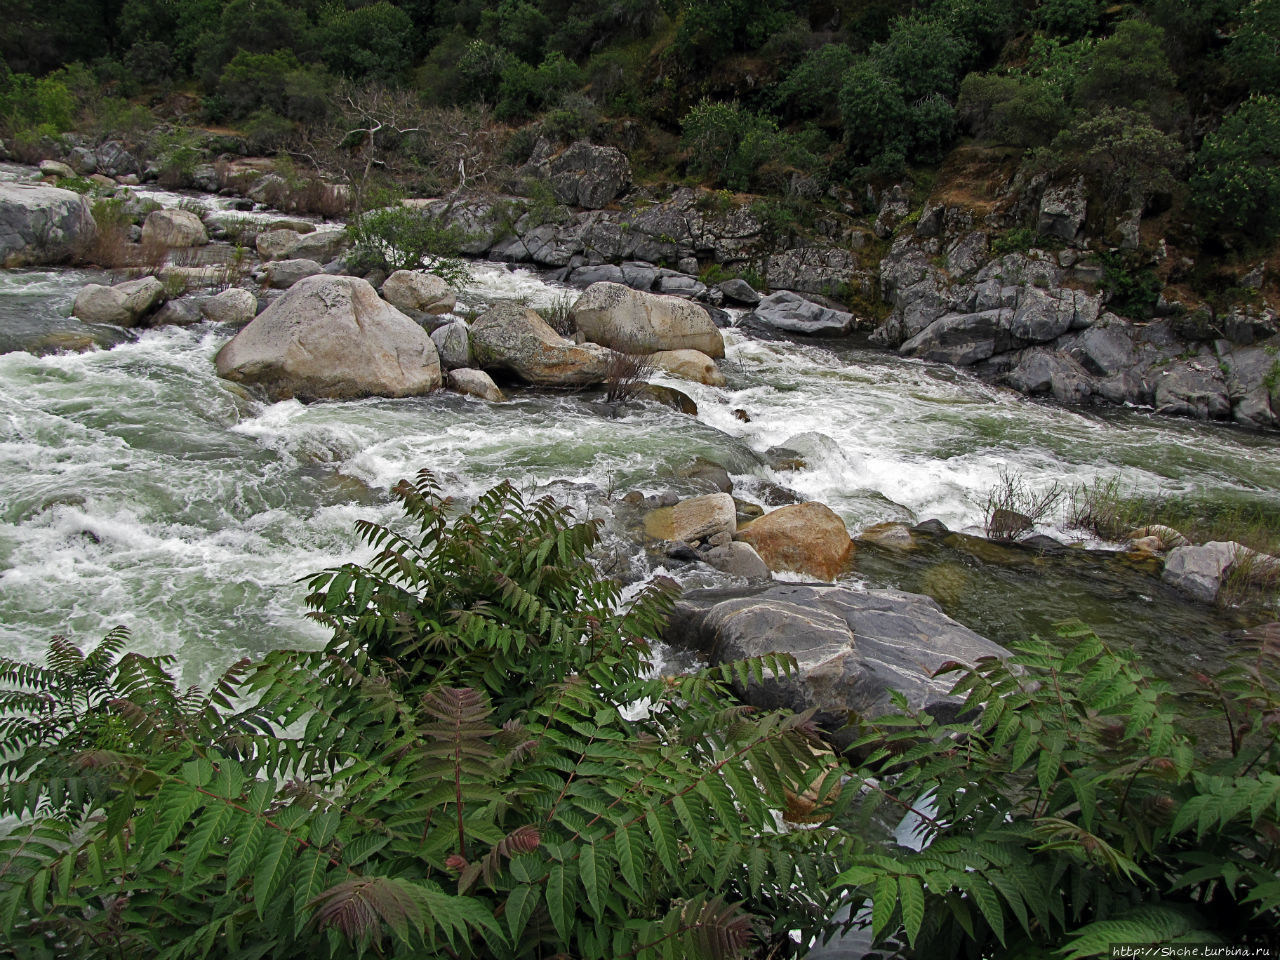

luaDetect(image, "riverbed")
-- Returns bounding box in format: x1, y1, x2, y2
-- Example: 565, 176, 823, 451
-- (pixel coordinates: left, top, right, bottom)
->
2, 177, 1278, 687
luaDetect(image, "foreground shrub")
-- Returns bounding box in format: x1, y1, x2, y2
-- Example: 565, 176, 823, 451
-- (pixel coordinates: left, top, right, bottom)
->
835, 624, 1280, 954
0, 472, 847, 959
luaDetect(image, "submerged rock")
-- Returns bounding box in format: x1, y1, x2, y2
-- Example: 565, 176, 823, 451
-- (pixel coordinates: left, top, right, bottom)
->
214, 275, 442, 401
665, 582, 1010, 745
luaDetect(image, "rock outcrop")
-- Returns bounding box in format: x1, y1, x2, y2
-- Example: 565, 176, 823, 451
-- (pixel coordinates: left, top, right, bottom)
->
665, 582, 1010, 744
0, 183, 97, 266
871, 205, 1280, 428
401, 188, 870, 298
214, 275, 442, 401
570, 282, 724, 358
525, 140, 632, 210
471, 303, 612, 387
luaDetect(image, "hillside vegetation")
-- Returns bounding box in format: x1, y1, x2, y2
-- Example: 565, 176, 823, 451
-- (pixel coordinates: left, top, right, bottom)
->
2, 1, 1278, 258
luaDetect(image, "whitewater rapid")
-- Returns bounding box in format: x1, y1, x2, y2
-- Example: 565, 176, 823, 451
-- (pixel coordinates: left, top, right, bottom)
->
3, 247, 1279, 685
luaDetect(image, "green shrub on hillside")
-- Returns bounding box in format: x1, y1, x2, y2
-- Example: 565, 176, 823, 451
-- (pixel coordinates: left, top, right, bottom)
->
1192, 95, 1280, 242
775, 44, 856, 122
1034, 0, 1105, 38
681, 99, 822, 192
1225, 0, 1280, 95
496, 52, 583, 121
313, 1, 416, 84
664, 0, 798, 57
0, 72, 75, 138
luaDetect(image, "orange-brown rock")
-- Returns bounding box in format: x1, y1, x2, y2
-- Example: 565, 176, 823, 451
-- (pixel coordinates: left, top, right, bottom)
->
737, 502, 853, 580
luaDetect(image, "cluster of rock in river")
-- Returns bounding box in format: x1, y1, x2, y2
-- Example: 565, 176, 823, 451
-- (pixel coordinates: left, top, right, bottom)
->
3, 151, 1278, 744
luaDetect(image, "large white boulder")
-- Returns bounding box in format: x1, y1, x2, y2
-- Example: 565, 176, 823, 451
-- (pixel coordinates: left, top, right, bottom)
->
214, 275, 441, 401
570, 282, 724, 358
0, 183, 97, 266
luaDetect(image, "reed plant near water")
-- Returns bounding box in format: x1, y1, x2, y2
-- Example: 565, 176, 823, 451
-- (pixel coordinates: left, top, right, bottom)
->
602, 346, 656, 403
537, 292, 577, 338
980, 467, 1064, 540
1067, 477, 1280, 558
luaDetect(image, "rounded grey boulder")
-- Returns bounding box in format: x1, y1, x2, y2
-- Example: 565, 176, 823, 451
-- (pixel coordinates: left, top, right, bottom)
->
570, 282, 724, 358
665, 582, 1010, 745
381, 270, 457, 318
73, 276, 165, 327
471, 303, 612, 387
215, 275, 441, 401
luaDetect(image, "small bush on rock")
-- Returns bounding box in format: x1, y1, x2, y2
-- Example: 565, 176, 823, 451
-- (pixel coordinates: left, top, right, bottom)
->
347, 205, 473, 285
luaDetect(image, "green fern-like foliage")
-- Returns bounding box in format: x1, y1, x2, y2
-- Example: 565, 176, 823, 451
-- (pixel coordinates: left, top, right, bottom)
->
0, 470, 855, 959
831, 623, 1280, 957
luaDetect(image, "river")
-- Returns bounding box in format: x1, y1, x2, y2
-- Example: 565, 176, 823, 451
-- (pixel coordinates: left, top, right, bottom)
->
2, 176, 1278, 689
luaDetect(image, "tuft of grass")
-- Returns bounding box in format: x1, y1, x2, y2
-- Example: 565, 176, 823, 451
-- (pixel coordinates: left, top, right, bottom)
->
80, 197, 135, 268
981, 467, 1064, 541
1067, 478, 1280, 558
537, 293, 577, 338
1219, 548, 1280, 607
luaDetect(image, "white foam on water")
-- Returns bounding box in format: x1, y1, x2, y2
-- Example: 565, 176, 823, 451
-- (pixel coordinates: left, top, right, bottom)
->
4, 264, 1280, 688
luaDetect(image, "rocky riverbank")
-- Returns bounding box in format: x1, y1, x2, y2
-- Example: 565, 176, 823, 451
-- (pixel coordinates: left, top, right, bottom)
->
2, 151, 1278, 732
5, 135, 1279, 431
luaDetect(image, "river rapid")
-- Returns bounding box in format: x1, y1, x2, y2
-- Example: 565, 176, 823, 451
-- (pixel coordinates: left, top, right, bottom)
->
2, 177, 1279, 688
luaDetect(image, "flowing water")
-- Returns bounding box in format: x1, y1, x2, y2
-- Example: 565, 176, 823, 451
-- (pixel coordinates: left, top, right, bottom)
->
1, 177, 1278, 688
